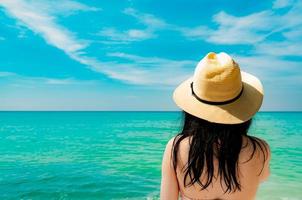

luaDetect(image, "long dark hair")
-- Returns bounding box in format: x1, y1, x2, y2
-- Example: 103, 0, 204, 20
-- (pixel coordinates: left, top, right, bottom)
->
172, 111, 268, 193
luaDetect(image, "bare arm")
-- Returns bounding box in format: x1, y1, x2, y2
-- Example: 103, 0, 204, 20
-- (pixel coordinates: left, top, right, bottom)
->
160, 137, 179, 200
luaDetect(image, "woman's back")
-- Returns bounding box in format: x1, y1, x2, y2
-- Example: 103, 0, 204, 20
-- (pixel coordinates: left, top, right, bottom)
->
160, 52, 269, 200
175, 136, 270, 200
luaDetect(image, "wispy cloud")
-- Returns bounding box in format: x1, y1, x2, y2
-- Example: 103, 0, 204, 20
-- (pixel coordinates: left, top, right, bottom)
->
178, 26, 212, 40
30, 0, 101, 16
208, 11, 277, 45
105, 52, 194, 85
1, 0, 301, 88
43, 78, 95, 85
0, 71, 98, 86
68, 52, 194, 86
104, 5, 280, 46
233, 54, 301, 76
98, 27, 155, 43
192, 0, 302, 60
253, 0, 302, 56
98, 7, 167, 43
99, 7, 278, 45
254, 41, 302, 56
179, 10, 277, 45
0, 0, 195, 86
178, 0, 302, 49
0, 71, 17, 77
98, 0, 302, 50
273, 0, 294, 9
123, 8, 167, 28
0, 0, 88, 53
180, 10, 280, 45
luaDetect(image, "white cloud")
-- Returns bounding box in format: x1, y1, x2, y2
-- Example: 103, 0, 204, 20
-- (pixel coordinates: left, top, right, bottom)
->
252, 1, 302, 56
254, 41, 302, 56
43, 78, 93, 85
0, 0, 88, 53
178, 25, 212, 40
79, 52, 197, 87
0, 71, 98, 86
0, 1, 195, 86
107, 52, 194, 68
12, 0, 101, 17
97, 2, 300, 47
283, 26, 302, 40
179, 10, 279, 45
98, 8, 167, 43
208, 11, 278, 44
233, 54, 301, 74
179, 0, 301, 48
100, 6, 287, 46
33, 0, 101, 16
0, 71, 17, 77
1, 0, 301, 88
123, 8, 167, 28
177, 0, 302, 60
72, 52, 195, 86
273, 0, 294, 9
98, 27, 154, 43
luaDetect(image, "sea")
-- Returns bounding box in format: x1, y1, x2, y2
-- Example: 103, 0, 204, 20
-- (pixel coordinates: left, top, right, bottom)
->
0, 111, 301, 200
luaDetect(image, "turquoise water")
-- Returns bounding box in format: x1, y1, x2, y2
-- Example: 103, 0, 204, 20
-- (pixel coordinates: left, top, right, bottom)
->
0, 112, 301, 200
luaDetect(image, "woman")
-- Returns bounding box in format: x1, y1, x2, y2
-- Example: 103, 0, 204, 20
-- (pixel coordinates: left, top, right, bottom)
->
160, 52, 270, 200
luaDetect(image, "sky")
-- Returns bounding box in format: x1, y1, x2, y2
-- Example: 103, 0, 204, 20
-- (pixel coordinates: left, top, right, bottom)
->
0, 0, 301, 111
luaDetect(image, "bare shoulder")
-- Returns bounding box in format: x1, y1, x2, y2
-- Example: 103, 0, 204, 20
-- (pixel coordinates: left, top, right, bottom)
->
162, 136, 184, 171
165, 136, 177, 150
163, 136, 178, 160
242, 136, 270, 155
239, 136, 271, 182
240, 136, 271, 167
165, 135, 190, 149
254, 137, 271, 158
259, 138, 271, 162
252, 137, 271, 181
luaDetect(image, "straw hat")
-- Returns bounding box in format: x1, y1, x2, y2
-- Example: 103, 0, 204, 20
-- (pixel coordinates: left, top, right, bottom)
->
173, 52, 264, 124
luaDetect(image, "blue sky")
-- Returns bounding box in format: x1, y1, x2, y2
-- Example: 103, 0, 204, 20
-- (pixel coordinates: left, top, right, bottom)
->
0, 0, 301, 111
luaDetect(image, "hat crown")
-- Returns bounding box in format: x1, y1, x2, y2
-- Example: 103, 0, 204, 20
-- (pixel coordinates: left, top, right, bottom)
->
193, 52, 243, 102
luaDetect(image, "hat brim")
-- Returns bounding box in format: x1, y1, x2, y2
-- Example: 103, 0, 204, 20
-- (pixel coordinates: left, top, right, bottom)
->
172, 71, 264, 124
